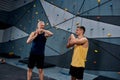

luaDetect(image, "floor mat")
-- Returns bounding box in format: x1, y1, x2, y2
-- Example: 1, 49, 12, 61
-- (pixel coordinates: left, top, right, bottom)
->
0, 53, 20, 58
0, 63, 56, 80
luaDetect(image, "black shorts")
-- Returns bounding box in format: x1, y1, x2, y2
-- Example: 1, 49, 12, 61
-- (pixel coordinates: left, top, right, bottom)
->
69, 65, 85, 79
28, 54, 44, 69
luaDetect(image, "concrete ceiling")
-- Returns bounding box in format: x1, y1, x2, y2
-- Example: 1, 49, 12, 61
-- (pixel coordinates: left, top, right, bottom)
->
0, 0, 33, 11
0, 0, 33, 29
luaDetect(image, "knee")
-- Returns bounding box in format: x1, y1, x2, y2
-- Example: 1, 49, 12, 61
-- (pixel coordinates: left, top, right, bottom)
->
39, 69, 43, 74
28, 69, 32, 72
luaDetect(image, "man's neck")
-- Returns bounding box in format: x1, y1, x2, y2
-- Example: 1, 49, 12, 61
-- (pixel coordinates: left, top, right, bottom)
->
78, 34, 84, 39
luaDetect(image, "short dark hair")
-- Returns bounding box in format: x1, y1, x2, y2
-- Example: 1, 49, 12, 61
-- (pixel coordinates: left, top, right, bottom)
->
77, 26, 86, 34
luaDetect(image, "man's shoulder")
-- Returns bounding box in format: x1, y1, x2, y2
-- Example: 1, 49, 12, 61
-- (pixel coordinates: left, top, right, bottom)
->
81, 37, 87, 40
81, 37, 88, 43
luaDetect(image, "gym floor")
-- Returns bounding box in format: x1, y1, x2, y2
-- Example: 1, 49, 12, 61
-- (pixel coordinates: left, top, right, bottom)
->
0, 58, 119, 80
0, 58, 97, 80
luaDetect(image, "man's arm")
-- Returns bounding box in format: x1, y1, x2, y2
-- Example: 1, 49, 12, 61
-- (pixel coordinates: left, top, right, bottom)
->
26, 31, 38, 44
66, 34, 75, 48
67, 34, 88, 48
70, 37, 88, 45
66, 37, 71, 48
43, 30, 53, 37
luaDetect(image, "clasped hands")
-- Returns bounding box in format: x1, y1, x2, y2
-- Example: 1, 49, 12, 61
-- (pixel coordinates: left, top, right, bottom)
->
35, 29, 45, 34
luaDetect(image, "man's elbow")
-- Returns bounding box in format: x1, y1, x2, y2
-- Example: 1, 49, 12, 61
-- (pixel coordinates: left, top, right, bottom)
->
66, 43, 73, 48
66, 45, 69, 48
26, 40, 30, 44
50, 33, 53, 36
49, 33, 53, 37
26, 41, 29, 44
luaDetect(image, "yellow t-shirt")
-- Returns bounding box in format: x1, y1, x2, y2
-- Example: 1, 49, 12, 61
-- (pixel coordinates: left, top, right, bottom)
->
71, 45, 88, 67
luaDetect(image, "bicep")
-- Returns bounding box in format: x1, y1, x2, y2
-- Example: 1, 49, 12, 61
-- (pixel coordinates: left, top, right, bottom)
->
28, 32, 34, 39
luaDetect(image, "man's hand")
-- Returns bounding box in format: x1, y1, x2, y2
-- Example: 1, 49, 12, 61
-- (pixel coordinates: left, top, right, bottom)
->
36, 29, 44, 34
70, 34, 75, 39
66, 34, 76, 48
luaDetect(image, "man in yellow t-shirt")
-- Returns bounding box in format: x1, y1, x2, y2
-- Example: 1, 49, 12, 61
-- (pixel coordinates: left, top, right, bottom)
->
67, 26, 89, 80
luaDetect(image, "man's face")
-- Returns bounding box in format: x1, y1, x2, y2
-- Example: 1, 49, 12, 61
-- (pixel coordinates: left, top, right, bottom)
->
75, 28, 82, 36
38, 23, 45, 29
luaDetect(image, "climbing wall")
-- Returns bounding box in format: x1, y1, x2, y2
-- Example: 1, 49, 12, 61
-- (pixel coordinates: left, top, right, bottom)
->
41, 0, 120, 38
0, 0, 52, 57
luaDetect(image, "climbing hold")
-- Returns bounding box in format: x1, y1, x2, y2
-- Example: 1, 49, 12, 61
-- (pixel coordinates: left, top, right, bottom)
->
107, 33, 112, 37
94, 49, 98, 53
64, 8, 68, 11
35, 11, 38, 15
76, 22, 80, 25
93, 61, 97, 64
33, 4, 36, 7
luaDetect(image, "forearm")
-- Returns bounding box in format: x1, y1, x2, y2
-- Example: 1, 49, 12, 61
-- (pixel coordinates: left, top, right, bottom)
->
66, 39, 74, 48
26, 32, 37, 44
26, 37, 35, 44
43, 30, 53, 37
69, 34, 76, 45
66, 34, 75, 48
67, 43, 74, 48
